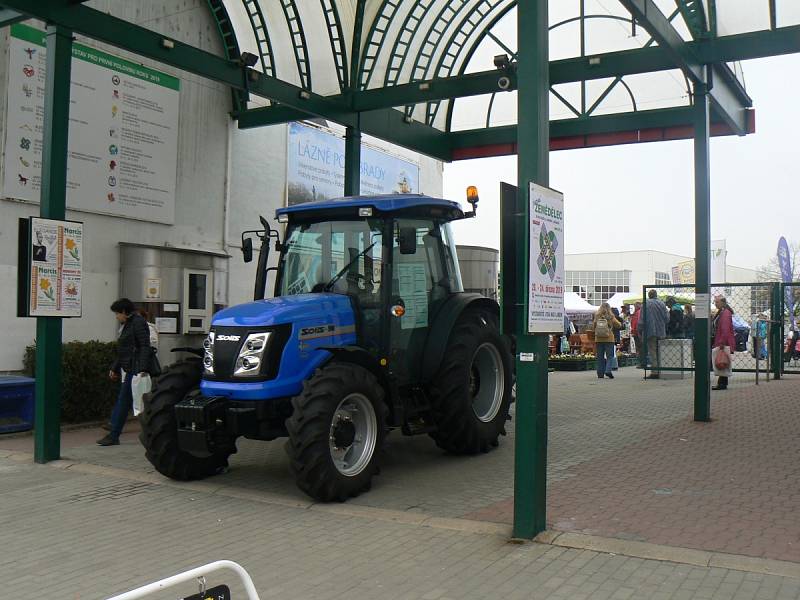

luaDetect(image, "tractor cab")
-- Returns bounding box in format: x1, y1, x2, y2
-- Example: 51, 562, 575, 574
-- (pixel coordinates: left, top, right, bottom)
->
272, 195, 466, 384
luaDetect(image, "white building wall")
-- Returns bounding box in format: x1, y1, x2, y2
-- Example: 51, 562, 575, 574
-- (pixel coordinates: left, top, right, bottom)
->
566, 250, 760, 305
0, 2, 443, 371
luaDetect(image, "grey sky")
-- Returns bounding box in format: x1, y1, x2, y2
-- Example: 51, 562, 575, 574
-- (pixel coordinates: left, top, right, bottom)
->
445, 54, 800, 271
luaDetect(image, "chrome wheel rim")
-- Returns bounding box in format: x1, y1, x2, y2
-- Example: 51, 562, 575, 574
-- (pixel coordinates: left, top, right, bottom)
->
329, 393, 377, 477
470, 343, 504, 423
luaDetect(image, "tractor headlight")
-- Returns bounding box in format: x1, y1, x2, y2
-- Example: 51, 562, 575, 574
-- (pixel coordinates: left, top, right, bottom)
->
234, 332, 270, 377
203, 331, 215, 374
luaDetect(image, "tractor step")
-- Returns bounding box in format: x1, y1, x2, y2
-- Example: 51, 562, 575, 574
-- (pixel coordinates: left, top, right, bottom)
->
401, 416, 436, 436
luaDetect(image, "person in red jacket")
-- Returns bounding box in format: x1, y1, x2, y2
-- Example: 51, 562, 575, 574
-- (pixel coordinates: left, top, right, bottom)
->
630, 302, 643, 367
712, 295, 736, 390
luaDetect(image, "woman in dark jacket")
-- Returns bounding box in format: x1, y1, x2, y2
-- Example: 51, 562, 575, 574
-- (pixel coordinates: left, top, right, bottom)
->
97, 298, 153, 446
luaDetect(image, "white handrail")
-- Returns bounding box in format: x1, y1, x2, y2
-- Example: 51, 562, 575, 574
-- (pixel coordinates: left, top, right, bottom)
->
105, 560, 261, 600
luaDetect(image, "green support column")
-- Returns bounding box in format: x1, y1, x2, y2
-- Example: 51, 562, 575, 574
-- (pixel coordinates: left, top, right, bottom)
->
513, 0, 549, 539
692, 80, 711, 422
34, 25, 73, 463
344, 124, 361, 196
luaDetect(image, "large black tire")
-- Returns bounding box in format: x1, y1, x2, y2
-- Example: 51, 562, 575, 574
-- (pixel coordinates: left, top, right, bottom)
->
428, 310, 513, 454
138, 359, 232, 480
285, 362, 387, 502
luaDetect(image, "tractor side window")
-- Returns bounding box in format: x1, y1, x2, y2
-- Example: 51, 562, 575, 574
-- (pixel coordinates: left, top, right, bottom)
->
392, 219, 454, 330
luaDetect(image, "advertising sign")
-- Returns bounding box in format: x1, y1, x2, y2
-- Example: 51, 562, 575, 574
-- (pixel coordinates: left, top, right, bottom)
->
4, 24, 180, 224
527, 183, 565, 333
778, 236, 795, 327
18, 217, 83, 317
287, 122, 419, 205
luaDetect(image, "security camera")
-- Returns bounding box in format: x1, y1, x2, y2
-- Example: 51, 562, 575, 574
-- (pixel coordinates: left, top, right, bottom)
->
497, 75, 512, 91
238, 51, 259, 68
494, 53, 510, 70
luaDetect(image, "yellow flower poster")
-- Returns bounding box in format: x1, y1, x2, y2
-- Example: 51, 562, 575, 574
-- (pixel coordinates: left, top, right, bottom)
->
26, 217, 82, 317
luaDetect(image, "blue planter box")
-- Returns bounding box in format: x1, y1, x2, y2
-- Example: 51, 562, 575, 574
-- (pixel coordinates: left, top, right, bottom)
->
0, 376, 35, 434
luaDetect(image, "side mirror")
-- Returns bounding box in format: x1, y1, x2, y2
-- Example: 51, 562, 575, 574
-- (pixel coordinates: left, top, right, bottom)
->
242, 237, 253, 263
399, 227, 417, 255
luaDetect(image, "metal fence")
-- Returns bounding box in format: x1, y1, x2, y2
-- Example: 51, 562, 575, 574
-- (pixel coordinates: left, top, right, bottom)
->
639, 283, 775, 378
782, 282, 800, 375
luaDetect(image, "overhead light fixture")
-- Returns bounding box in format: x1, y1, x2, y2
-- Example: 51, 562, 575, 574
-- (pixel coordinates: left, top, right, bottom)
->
298, 90, 311, 100
493, 53, 510, 70
418, 82, 430, 91
238, 51, 259, 68
161, 38, 175, 49
589, 56, 601, 66
403, 115, 413, 124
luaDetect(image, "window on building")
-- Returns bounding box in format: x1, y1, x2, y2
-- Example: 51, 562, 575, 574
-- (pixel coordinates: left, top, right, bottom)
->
566, 270, 632, 306
655, 271, 671, 285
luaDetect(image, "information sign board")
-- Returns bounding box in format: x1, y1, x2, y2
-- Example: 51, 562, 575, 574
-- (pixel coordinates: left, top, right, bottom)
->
4, 24, 180, 224
527, 183, 565, 333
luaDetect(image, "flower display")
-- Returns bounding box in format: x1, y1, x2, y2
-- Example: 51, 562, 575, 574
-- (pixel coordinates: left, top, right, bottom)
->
40, 277, 54, 301
65, 238, 79, 261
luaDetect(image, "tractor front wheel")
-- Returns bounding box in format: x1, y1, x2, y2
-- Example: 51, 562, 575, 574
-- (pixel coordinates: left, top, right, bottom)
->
428, 311, 513, 454
285, 362, 387, 501
139, 359, 233, 480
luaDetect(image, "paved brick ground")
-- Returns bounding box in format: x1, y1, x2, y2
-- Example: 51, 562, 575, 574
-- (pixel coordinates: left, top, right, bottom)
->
2, 452, 800, 600
467, 373, 800, 563
2, 366, 798, 570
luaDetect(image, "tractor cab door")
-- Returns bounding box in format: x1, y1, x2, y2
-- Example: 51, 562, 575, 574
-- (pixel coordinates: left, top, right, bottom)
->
388, 218, 462, 384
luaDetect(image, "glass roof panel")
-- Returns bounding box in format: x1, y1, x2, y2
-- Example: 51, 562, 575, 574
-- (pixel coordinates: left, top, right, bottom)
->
714, 0, 771, 35
777, 1, 800, 27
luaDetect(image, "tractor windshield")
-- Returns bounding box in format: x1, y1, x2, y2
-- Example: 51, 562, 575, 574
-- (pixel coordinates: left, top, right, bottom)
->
278, 219, 384, 300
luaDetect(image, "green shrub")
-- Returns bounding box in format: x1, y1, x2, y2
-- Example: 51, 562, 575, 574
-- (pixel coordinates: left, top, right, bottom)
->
23, 340, 120, 423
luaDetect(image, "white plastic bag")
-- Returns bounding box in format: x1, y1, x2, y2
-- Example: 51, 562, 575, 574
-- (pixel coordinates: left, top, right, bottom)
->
131, 373, 152, 416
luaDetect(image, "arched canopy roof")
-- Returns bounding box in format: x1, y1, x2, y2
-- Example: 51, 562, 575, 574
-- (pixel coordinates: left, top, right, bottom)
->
8, 1, 800, 160
216, 0, 798, 136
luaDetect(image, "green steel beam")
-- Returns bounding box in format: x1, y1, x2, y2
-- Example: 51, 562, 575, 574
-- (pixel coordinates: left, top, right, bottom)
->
701, 24, 800, 62
675, 0, 709, 38
513, 0, 549, 541
0, 0, 350, 120
35, 25, 73, 464
619, 0, 704, 84
619, 0, 750, 134
0, 7, 25, 26
344, 124, 361, 196
238, 104, 451, 161
692, 82, 712, 422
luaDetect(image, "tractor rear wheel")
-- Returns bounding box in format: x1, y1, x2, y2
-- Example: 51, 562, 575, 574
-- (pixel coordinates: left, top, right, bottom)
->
138, 359, 232, 480
285, 362, 387, 501
428, 310, 513, 454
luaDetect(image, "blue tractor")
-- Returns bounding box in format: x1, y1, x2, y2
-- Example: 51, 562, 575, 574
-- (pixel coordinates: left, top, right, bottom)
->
139, 193, 513, 501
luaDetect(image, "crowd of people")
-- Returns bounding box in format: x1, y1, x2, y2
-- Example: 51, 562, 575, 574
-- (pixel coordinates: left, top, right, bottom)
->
580, 292, 735, 389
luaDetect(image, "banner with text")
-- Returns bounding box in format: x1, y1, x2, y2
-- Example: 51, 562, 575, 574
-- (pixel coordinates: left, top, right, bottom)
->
3, 24, 180, 224
287, 122, 420, 205
528, 183, 565, 334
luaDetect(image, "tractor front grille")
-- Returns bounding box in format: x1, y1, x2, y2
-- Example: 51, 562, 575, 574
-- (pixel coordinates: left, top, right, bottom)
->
205, 325, 290, 382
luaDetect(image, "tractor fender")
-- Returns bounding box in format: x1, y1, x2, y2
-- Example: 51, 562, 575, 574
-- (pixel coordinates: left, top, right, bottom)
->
319, 345, 388, 386
421, 293, 500, 382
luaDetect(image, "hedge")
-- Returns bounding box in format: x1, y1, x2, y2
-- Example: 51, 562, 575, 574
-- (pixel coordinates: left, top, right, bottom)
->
23, 340, 120, 423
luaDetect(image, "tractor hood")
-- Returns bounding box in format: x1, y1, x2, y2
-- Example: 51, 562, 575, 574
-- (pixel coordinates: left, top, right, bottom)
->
211, 293, 354, 328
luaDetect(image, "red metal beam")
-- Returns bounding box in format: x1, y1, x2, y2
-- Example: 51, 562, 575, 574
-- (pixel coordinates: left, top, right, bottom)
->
452, 110, 756, 160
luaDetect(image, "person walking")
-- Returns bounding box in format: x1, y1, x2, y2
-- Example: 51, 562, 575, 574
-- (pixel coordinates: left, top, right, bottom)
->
97, 298, 154, 446
588, 302, 621, 379
610, 306, 623, 370
712, 295, 735, 390
639, 289, 669, 379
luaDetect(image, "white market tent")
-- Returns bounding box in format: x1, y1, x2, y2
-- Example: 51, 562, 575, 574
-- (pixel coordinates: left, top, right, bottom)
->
564, 292, 596, 314
607, 292, 630, 309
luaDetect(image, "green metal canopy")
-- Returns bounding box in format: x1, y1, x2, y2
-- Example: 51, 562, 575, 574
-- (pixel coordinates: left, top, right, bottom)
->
6, 1, 800, 161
